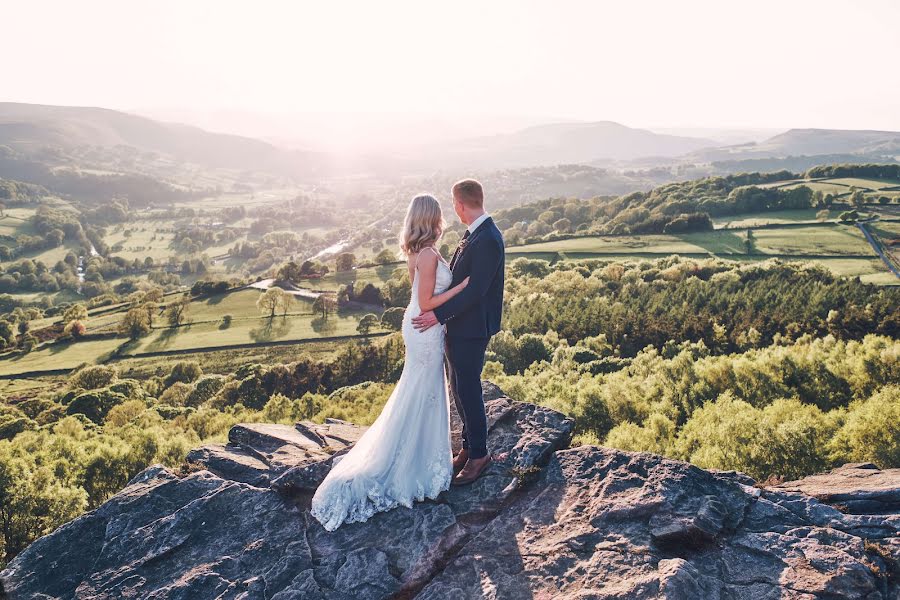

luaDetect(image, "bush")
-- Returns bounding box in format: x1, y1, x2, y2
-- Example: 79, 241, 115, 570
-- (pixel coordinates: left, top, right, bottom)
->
159, 382, 193, 407
186, 375, 227, 407
165, 361, 203, 388
66, 389, 128, 424
381, 307, 405, 331
830, 385, 900, 468
153, 404, 194, 420
107, 379, 145, 400
0, 416, 36, 440
69, 365, 118, 391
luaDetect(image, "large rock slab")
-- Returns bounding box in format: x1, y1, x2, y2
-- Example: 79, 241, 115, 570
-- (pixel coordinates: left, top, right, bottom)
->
0, 383, 574, 599
2, 383, 898, 600
769, 462, 900, 515
186, 418, 369, 488
416, 447, 900, 600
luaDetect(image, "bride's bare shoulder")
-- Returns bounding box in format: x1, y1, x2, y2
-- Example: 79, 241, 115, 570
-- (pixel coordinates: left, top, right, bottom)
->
415, 246, 440, 269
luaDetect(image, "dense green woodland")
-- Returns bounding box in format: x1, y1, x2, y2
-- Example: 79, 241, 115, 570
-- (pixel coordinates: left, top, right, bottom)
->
496, 164, 900, 244
0, 257, 898, 566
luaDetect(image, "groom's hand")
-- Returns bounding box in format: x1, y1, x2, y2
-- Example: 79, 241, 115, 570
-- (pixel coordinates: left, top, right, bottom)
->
412, 310, 439, 332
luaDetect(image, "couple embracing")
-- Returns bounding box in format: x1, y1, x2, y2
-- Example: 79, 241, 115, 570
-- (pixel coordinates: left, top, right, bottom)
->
311, 179, 505, 532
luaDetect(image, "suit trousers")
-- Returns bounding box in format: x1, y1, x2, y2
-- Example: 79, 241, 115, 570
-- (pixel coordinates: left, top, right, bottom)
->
445, 336, 490, 459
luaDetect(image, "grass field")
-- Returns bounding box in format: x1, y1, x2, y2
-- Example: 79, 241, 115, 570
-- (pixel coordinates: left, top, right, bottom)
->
713, 209, 838, 228
112, 339, 348, 379
507, 225, 872, 258
826, 177, 900, 191
0, 337, 125, 376
122, 307, 370, 356
0, 209, 36, 237
310, 264, 405, 292
0, 281, 381, 377
778, 181, 851, 195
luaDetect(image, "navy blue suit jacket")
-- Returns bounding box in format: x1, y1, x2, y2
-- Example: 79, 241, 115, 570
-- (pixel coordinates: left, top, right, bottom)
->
434, 217, 505, 339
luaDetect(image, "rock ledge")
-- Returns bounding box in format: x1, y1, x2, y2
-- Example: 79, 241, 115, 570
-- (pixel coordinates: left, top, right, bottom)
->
1, 382, 898, 599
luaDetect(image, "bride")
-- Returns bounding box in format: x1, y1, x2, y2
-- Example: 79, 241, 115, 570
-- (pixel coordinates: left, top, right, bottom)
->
310, 194, 469, 531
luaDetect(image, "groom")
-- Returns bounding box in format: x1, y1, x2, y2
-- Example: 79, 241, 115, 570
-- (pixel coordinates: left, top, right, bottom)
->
413, 179, 505, 485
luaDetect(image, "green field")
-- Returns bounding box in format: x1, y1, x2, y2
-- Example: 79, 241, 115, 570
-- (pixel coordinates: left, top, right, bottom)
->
121, 309, 369, 356
310, 264, 405, 292
507, 225, 872, 257
757, 176, 900, 198
713, 209, 839, 228
0, 209, 36, 237
826, 177, 900, 191
0, 282, 382, 376
0, 337, 124, 376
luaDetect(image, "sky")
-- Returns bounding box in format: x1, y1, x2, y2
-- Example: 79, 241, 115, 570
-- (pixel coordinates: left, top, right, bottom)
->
3, 0, 899, 142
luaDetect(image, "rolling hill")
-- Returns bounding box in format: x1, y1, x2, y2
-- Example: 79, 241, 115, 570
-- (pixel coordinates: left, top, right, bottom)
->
428, 121, 717, 169
0, 102, 324, 178
685, 128, 900, 163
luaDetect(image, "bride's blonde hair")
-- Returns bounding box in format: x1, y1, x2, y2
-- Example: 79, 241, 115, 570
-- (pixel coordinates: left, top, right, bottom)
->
399, 194, 444, 255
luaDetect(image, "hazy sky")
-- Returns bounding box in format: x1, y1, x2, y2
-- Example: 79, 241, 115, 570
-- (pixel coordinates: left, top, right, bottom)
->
4, 0, 899, 132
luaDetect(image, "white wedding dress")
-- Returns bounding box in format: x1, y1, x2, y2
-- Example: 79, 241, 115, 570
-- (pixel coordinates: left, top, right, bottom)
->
310, 250, 453, 531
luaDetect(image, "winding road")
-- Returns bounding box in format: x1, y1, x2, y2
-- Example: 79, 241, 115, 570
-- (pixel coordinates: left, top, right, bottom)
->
857, 220, 900, 280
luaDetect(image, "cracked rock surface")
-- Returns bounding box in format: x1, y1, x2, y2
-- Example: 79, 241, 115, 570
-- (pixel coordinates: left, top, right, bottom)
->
2, 383, 898, 599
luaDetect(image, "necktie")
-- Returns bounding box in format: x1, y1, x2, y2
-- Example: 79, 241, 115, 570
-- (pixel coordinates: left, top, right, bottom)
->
450, 230, 471, 269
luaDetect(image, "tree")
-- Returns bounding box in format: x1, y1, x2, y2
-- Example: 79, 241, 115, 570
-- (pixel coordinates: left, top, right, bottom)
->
63, 304, 88, 323
744, 229, 755, 255
118, 307, 151, 340
281, 292, 295, 317
276, 261, 301, 282
335, 252, 356, 272
312, 294, 336, 319
381, 307, 405, 331
816, 209, 830, 222
374, 249, 397, 265
849, 188, 865, 209
165, 296, 190, 327
142, 301, 159, 328
257, 287, 286, 319
357, 313, 380, 337
509, 257, 550, 279
552, 218, 572, 233
165, 361, 203, 387
63, 320, 86, 339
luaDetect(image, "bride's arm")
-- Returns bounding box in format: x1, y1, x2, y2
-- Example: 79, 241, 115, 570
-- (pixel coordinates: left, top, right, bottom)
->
416, 251, 469, 312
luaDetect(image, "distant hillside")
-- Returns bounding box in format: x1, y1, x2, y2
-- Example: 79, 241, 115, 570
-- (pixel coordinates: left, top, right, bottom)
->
757, 128, 900, 156
0, 102, 323, 178
426, 121, 717, 169
685, 128, 900, 163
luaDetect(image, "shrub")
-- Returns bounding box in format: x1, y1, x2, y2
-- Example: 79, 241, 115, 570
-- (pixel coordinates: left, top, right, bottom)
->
165, 361, 203, 388
381, 307, 405, 331
830, 385, 900, 468
0, 416, 36, 440
69, 365, 118, 391
186, 375, 227, 407
66, 389, 128, 424
159, 382, 193, 407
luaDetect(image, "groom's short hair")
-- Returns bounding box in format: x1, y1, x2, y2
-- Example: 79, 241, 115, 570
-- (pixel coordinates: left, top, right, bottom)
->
452, 179, 484, 208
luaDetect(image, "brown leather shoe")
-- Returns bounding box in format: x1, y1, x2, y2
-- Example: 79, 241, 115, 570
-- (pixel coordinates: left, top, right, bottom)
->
451, 454, 492, 486
452, 449, 469, 476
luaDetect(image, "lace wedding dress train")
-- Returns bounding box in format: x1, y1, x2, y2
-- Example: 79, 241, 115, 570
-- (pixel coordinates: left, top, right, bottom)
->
310, 254, 453, 531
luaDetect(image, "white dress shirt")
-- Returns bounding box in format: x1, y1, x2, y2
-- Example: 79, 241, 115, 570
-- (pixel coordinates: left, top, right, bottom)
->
467, 213, 490, 235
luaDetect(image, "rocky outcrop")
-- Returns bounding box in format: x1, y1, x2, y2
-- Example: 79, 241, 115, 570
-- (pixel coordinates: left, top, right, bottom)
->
2, 382, 898, 599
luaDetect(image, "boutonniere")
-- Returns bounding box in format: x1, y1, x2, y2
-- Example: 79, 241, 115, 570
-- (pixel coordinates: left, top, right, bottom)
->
458, 237, 471, 251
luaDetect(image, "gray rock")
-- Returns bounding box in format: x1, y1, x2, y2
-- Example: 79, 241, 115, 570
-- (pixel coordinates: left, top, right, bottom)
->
769, 462, 900, 515
2, 382, 898, 600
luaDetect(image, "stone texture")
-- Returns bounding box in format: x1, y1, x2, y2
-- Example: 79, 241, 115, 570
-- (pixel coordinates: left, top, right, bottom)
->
770, 462, 900, 515
2, 383, 898, 600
